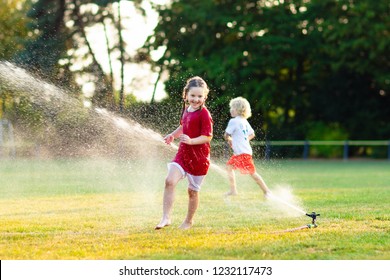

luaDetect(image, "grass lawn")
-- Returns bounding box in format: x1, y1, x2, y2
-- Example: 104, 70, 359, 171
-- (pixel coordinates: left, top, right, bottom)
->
0, 158, 389, 259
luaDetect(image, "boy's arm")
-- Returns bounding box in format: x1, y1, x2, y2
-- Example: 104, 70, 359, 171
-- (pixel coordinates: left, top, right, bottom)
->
248, 133, 255, 141
224, 132, 233, 147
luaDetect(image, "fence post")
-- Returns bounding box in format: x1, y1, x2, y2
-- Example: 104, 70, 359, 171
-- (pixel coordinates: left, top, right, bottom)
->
303, 140, 310, 159
0, 119, 3, 158
343, 140, 349, 160
388, 140, 390, 161
8, 120, 16, 158
0, 119, 16, 158
265, 140, 271, 161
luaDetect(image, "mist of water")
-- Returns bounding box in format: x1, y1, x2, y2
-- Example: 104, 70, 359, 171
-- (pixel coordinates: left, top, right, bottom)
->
0, 61, 173, 158
267, 185, 306, 216
94, 107, 229, 179
1, 61, 308, 220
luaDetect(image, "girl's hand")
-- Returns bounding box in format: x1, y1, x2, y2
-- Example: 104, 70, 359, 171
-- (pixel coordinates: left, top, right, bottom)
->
164, 134, 174, 145
179, 134, 192, 145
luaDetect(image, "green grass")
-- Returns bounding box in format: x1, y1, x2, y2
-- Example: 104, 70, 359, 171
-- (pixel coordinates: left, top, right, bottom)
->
0, 158, 389, 259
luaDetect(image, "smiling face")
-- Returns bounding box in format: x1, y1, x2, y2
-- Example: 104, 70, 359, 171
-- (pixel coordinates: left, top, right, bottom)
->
186, 87, 207, 110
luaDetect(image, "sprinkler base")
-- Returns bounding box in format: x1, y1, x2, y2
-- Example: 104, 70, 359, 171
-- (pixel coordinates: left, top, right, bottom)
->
306, 211, 320, 225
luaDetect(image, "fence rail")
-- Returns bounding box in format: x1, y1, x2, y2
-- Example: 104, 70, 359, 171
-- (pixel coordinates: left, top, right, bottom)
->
252, 140, 390, 146
213, 140, 390, 160
2, 137, 390, 160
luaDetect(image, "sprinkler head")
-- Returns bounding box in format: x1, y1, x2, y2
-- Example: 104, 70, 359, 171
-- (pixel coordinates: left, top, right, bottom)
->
306, 212, 320, 225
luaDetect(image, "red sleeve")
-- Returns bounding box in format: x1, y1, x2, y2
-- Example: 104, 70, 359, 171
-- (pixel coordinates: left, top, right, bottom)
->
200, 107, 213, 137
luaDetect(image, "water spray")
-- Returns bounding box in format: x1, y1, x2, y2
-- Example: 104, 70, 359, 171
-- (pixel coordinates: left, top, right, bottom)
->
267, 193, 321, 230
267, 193, 306, 215
1, 61, 321, 231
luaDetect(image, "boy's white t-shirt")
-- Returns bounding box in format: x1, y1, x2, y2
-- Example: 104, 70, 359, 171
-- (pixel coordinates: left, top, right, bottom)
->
225, 116, 254, 155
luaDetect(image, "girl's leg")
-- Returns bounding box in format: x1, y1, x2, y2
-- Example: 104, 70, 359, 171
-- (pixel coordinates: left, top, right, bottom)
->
179, 188, 199, 230
225, 164, 238, 196
250, 172, 271, 195
155, 165, 183, 229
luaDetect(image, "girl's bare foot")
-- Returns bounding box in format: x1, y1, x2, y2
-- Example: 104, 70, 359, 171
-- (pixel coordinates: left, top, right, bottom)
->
155, 218, 171, 230
224, 190, 238, 196
178, 221, 193, 230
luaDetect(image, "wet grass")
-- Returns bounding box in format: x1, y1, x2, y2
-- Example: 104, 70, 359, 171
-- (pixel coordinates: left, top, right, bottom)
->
0, 158, 389, 259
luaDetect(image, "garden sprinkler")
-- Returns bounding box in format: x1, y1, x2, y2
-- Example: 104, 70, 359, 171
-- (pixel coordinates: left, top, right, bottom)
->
272, 211, 321, 233
305, 212, 320, 228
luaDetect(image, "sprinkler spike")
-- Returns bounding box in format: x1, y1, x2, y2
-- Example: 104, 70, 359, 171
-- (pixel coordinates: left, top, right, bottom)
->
306, 212, 320, 225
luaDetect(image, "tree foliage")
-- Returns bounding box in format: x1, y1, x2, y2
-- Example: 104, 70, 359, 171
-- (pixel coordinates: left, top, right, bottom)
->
0, 0, 32, 119
139, 0, 390, 140
12, 0, 146, 109
0, 0, 31, 60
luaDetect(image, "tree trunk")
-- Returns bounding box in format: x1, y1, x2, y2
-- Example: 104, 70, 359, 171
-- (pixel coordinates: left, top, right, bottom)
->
101, 14, 116, 109
72, 0, 113, 108
117, 0, 125, 113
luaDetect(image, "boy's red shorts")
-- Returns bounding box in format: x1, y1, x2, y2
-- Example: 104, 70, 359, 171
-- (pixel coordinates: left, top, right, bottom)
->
227, 153, 256, 174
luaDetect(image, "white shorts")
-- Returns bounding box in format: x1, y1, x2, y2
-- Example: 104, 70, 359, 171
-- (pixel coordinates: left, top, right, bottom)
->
168, 162, 205, 192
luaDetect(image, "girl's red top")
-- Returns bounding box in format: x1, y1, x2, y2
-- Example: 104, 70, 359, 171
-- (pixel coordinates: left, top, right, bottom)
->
173, 106, 213, 176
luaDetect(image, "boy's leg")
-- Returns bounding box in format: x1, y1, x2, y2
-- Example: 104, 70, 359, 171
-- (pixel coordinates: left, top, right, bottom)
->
155, 164, 183, 229
250, 172, 271, 195
179, 188, 199, 230
225, 164, 238, 195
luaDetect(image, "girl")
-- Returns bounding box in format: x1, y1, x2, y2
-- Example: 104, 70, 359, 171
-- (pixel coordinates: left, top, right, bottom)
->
224, 97, 271, 198
155, 76, 213, 230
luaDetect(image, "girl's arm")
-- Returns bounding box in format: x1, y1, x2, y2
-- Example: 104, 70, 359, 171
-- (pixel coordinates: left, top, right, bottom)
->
179, 109, 213, 145
170, 126, 183, 138
164, 126, 183, 144
179, 135, 212, 145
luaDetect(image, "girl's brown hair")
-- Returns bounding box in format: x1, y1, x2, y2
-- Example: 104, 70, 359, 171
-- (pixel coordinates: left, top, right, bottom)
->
179, 76, 209, 121
182, 76, 209, 101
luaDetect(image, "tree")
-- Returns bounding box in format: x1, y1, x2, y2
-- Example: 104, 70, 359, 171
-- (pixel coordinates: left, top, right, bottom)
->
69, 0, 116, 107
0, 0, 31, 61
14, 0, 72, 84
14, 0, 147, 110
0, 0, 32, 118
138, 0, 390, 141
306, 0, 390, 139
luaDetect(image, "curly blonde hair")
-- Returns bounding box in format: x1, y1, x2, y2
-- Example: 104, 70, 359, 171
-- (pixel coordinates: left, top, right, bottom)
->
229, 97, 252, 119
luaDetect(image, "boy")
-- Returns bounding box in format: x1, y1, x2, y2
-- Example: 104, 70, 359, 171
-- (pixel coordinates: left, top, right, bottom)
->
224, 97, 271, 198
